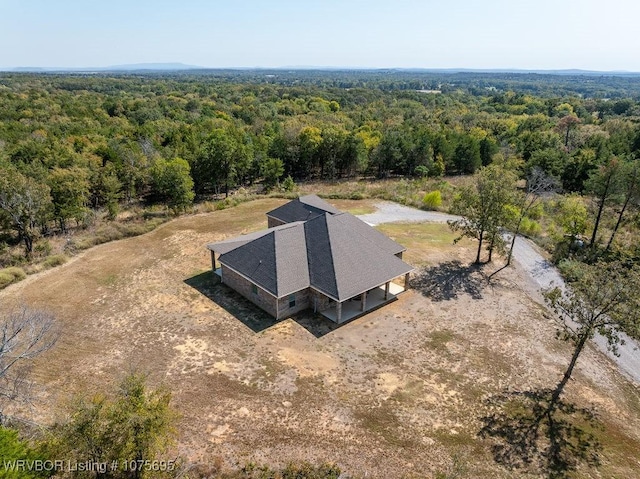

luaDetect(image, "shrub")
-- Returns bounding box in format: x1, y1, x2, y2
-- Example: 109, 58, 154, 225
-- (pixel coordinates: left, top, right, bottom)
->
520, 217, 542, 237
422, 190, 443, 210
0, 266, 26, 289
557, 259, 586, 282
34, 240, 52, 256
4, 266, 26, 281
0, 272, 14, 289
349, 191, 367, 200
281, 175, 296, 192
43, 254, 68, 269
527, 202, 544, 220
414, 165, 429, 178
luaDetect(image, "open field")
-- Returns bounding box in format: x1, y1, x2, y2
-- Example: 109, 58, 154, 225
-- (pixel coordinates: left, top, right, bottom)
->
1, 198, 639, 478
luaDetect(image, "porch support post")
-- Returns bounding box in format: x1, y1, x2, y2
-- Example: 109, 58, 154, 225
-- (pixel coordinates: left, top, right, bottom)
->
361, 291, 367, 312
336, 301, 342, 322
211, 251, 216, 271
404, 273, 410, 290
385, 281, 390, 300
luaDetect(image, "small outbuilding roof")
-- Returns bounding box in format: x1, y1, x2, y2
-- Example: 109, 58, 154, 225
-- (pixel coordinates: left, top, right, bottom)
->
266, 194, 340, 223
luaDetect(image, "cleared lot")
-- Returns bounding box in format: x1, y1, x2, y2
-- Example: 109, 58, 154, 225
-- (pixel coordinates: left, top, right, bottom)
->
1, 199, 639, 478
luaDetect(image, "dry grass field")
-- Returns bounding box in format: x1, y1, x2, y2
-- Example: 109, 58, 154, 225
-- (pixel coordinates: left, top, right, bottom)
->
1, 198, 639, 478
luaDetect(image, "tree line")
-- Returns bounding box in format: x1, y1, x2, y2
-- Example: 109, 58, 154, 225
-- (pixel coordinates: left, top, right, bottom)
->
1, 72, 640, 260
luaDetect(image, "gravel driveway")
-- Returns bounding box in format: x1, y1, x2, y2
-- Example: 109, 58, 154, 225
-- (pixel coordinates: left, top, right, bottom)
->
358, 202, 640, 385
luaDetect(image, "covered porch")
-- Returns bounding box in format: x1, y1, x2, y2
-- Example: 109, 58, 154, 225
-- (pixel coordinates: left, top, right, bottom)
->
321, 280, 406, 324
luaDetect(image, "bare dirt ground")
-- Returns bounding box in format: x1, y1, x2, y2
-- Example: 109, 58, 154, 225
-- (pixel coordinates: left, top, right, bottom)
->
1, 198, 639, 478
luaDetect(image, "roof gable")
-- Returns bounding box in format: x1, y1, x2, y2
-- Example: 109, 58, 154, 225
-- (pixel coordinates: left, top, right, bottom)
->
298, 195, 340, 214
305, 213, 412, 301
266, 195, 339, 224
207, 221, 304, 255
217, 223, 309, 297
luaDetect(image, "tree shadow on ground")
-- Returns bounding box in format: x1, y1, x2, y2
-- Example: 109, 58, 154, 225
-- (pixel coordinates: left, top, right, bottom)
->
412, 260, 487, 301
478, 389, 602, 478
185, 271, 343, 338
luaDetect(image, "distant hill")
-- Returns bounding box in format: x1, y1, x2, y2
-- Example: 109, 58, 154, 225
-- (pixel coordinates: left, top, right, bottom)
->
5, 62, 202, 72
3, 65, 640, 77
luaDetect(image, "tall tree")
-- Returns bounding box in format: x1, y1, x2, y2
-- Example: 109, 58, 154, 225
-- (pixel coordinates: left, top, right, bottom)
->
505, 167, 557, 266
449, 164, 517, 264
453, 135, 482, 174
0, 168, 52, 256
585, 157, 621, 247
606, 160, 639, 251
557, 114, 581, 148
47, 167, 90, 232
544, 262, 640, 407
149, 157, 195, 213
260, 157, 284, 191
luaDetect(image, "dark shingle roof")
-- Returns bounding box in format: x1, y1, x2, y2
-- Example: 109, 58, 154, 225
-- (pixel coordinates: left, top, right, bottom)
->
217, 223, 309, 297
305, 214, 413, 301
209, 199, 413, 300
207, 222, 304, 255
266, 194, 339, 223
331, 212, 406, 255
298, 195, 340, 214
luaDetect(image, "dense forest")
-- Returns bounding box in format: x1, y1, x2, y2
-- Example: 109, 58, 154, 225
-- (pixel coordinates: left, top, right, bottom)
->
1, 70, 640, 264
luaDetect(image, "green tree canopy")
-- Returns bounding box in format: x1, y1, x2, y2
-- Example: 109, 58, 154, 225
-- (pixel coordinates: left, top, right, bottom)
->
149, 157, 195, 213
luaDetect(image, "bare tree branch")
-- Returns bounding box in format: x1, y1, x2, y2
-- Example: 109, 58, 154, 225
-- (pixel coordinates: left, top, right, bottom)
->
0, 306, 58, 422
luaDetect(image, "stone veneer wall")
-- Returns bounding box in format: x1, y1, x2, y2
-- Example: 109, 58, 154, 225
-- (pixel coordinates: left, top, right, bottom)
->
221, 265, 278, 317
309, 289, 333, 313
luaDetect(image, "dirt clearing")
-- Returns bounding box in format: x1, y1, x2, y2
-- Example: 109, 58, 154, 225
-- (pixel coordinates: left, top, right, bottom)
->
1, 199, 639, 478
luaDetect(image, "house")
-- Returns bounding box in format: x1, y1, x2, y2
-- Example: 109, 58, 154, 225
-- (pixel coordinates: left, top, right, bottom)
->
207, 195, 414, 324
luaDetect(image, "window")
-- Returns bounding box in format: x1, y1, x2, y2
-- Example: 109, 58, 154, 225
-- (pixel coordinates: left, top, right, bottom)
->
251, 284, 258, 295
288, 294, 296, 308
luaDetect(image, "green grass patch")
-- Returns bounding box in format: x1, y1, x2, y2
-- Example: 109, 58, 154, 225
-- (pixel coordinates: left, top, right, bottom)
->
354, 404, 416, 448
343, 205, 376, 215
376, 222, 470, 265
425, 329, 456, 353
99, 273, 119, 287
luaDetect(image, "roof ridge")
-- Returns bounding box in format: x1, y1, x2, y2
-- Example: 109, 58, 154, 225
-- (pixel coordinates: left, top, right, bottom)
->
323, 213, 342, 298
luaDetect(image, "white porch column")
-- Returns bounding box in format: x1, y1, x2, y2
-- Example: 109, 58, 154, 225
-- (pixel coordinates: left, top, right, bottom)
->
361, 291, 367, 312
385, 282, 390, 300
336, 301, 342, 322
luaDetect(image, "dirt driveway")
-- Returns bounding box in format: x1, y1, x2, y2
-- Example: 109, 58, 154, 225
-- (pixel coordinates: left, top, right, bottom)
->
1, 199, 639, 477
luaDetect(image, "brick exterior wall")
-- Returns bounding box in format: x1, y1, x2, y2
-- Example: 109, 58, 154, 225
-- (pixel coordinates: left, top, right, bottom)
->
221, 265, 278, 317
267, 216, 286, 228
275, 288, 310, 319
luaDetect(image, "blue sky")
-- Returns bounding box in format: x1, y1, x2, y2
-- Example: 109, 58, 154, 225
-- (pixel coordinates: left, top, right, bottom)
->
1, 0, 638, 71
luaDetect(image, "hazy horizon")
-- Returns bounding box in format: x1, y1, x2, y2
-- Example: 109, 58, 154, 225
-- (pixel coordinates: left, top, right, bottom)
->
1, 0, 639, 72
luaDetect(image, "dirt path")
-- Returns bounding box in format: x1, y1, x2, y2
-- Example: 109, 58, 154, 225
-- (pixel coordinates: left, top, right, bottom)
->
359, 202, 640, 385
